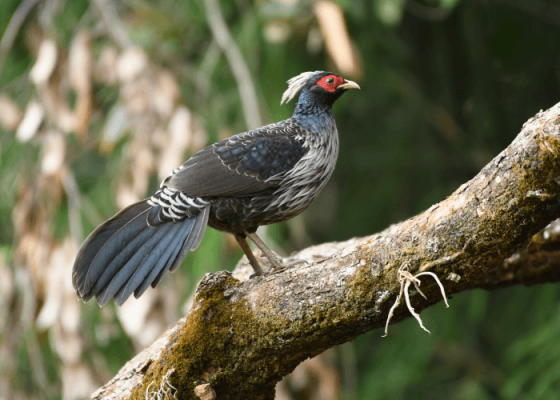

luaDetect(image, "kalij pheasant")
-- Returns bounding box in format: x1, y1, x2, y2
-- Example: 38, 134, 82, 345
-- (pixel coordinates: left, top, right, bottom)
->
72, 71, 360, 306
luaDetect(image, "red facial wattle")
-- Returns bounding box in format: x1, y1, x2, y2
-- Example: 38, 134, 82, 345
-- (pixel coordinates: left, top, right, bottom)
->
317, 75, 344, 92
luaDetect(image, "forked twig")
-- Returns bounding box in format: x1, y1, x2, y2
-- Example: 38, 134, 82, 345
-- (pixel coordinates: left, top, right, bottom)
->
382, 263, 449, 337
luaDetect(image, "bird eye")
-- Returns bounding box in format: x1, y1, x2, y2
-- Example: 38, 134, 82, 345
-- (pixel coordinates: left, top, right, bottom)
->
326, 77, 335, 85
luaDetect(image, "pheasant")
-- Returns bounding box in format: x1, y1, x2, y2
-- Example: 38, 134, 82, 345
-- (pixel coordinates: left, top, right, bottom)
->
72, 71, 360, 306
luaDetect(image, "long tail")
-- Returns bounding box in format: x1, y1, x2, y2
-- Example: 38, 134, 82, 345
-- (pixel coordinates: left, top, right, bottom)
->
72, 200, 210, 307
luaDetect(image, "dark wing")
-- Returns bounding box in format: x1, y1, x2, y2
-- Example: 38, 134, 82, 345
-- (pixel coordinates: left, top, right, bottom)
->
169, 119, 308, 197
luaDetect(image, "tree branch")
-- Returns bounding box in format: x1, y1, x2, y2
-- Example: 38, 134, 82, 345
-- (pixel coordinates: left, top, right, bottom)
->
479, 218, 560, 289
89, 102, 560, 400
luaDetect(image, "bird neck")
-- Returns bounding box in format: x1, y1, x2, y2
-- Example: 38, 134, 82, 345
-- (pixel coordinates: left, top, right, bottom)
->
293, 89, 334, 128
292, 109, 335, 137
295, 87, 335, 112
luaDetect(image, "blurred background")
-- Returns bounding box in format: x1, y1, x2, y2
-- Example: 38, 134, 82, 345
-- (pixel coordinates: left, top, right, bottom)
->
1, 0, 560, 398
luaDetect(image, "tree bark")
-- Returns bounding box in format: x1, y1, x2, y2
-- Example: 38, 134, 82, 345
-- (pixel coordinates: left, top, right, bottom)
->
90, 103, 560, 400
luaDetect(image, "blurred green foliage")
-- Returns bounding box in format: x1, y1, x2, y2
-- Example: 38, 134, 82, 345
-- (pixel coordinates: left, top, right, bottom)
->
1, 0, 560, 398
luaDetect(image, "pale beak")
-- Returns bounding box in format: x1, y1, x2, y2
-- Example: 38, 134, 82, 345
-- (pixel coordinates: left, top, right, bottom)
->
339, 79, 360, 90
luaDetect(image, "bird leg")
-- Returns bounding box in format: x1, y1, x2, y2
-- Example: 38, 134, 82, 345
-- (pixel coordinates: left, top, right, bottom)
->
245, 231, 307, 272
235, 235, 265, 276
245, 231, 283, 270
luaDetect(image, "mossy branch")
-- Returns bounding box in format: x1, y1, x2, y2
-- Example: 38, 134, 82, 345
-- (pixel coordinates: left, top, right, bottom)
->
89, 103, 560, 400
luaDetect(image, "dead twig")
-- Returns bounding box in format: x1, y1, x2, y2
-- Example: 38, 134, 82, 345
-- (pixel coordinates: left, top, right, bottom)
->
382, 263, 449, 337
203, 0, 261, 130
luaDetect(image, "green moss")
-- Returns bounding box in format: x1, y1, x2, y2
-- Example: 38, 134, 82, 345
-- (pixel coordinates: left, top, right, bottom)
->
130, 272, 281, 400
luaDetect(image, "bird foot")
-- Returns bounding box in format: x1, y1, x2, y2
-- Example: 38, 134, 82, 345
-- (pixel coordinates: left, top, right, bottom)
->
249, 270, 263, 279
247, 257, 308, 278
265, 257, 308, 273
283, 258, 309, 268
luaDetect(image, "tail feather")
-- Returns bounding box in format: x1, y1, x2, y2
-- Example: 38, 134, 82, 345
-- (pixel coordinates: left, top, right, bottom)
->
151, 239, 183, 289
82, 226, 156, 302
169, 206, 210, 273
72, 199, 210, 306
95, 223, 174, 306
73, 201, 151, 294
79, 208, 151, 295
146, 227, 189, 291
148, 207, 210, 292
146, 205, 165, 226
114, 222, 184, 306
189, 206, 210, 251
95, 223, 173, 306
134, 218, 195, 299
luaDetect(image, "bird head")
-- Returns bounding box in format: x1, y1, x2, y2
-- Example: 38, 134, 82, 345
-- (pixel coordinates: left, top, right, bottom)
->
281, 71, 360, 110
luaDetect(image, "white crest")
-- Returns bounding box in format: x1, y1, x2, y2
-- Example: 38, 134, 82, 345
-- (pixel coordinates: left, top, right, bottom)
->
281, 71, 324, 105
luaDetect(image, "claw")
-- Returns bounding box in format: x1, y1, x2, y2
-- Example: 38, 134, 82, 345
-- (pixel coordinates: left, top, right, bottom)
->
249, 271, 263, 279
260, 256, 309, 273
284, 258, 308, 267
